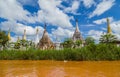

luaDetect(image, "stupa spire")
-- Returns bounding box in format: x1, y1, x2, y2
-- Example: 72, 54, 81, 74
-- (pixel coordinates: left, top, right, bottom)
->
72, 19, 83, 41
75, 19, 80, 33
35, 27, 39, 45
36, 27, 39, 35
107, 18, 112, 34
8, 28, 11, 41
23, 29, 26, 40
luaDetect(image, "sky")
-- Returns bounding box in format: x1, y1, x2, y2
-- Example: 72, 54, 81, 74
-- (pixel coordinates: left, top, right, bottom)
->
0, 0, 120, 43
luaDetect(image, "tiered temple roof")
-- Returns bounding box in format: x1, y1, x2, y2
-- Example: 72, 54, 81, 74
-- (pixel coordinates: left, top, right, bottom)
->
38, 24, 54, 50
72, 19, 83, 42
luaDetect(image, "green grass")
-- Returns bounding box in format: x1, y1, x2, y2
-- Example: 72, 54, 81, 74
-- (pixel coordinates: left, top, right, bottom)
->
0, 44, 120, 61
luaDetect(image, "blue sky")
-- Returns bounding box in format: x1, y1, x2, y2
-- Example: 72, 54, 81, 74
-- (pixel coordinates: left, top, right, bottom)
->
0, 0, 120, 43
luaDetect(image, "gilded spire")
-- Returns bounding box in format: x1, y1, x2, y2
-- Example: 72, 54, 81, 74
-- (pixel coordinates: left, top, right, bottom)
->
107, 18, 112, 34
8, 28, 11, 41
23, 29, 26, 40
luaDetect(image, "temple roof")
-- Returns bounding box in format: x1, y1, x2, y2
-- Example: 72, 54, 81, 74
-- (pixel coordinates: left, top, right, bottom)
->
38, 24, 54, 49
72, 19, 83, 41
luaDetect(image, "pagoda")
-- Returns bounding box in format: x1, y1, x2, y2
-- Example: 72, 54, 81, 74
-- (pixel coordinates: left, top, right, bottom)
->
107, 18, 112, 34
22, 29, 26, 40
72, 19, 83, 42
35, 27, 39, 45
38, 24, 54, 50
7, 28, 11, 41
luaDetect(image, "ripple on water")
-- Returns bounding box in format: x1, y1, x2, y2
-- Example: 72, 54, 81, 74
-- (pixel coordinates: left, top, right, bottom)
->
0, 60, 120, 77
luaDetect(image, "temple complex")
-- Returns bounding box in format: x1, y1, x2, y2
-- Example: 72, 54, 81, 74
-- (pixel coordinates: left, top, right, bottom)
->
38, 24, 54, 50
4, 17, 119, 50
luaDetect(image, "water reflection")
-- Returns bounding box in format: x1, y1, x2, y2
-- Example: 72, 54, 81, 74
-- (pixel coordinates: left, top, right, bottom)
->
0, 60, 120, 77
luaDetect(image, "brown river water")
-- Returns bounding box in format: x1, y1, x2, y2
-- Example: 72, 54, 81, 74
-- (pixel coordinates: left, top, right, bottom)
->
0, 60, 120, 77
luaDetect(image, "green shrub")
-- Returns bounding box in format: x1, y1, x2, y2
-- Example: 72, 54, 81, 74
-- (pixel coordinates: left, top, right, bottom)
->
0, 44, 120, 61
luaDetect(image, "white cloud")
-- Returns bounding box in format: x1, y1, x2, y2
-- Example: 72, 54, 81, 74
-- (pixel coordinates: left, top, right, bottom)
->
0, 0, 37, 23
111, 20, 120, 40
0, 21, 44, 42
87, 30, 103, 43
10, 36, 18, 42
64, 0, 80, 15
84, 24, 95, 27
89, 0, 115, 18
51, 27, 74, 42
93, 17, 114, 24
82, 0, 96, 8
0, 0, 76, 42
37, 0, 73, 28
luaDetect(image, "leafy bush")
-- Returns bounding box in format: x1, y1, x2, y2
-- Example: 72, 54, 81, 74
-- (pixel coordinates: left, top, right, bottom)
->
0, 44, 120, 61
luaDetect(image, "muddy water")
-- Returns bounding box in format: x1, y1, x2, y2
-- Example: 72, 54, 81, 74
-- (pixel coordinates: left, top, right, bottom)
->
0, 60, 120, 77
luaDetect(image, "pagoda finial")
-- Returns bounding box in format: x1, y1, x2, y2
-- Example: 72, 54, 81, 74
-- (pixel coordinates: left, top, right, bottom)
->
23, 29, 26, 40
75, 19, 80, 32
36, 27, 39, 35
8, 28, 11, 41
107, 18, 112, 34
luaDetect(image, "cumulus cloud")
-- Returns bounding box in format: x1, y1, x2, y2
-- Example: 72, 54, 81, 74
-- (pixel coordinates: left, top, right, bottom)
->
111, 20, 120, 40
51, 27, 74, 42
93, 17, 114, 24
87, 30, 103, 43
82, 0, 96, 8
64, 0, 80, 15
89, 0, 115, 18
0, 0, 37, 23
37, 0, 73, 28
0, 0, 76, 42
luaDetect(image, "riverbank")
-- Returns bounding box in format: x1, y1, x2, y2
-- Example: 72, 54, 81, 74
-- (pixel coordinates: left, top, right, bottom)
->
0, 44, 120, 61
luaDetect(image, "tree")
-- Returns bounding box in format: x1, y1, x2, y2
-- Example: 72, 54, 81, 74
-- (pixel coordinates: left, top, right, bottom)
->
99, 33, 117, 44
14, 42, 21, 49
85, 37, 95, 45
62, 38, 74, 48
0, 30, 8, 47
75, 40, 82, 47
